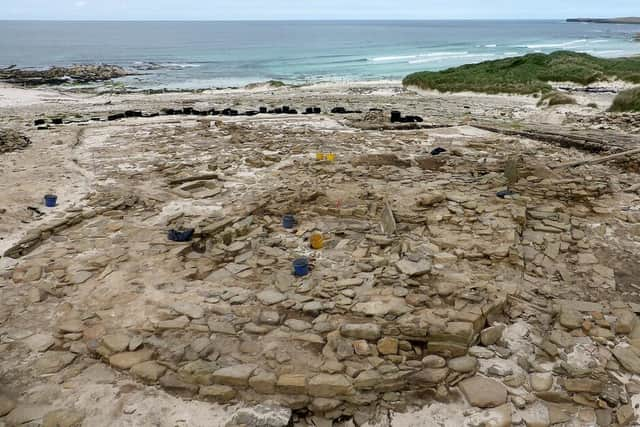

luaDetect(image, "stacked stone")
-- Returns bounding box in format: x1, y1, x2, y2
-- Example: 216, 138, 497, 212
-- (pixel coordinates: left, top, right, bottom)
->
0, 129, 31, 154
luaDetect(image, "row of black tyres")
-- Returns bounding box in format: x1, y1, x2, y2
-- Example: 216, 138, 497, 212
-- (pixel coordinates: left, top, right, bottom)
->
34, 107, 424, 125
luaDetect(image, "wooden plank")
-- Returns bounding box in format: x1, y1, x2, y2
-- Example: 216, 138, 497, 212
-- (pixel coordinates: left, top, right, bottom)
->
551, 148, 640, 169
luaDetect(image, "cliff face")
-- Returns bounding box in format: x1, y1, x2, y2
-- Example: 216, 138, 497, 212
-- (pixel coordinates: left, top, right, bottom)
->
567, 17, 640, 24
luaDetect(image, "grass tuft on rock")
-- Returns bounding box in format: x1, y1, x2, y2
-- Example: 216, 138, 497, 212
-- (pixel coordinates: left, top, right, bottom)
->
403, 51, 640, 95
609, 87, 640, 112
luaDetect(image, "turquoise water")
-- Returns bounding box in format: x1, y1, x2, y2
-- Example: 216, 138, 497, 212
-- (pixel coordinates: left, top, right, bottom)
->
1, 20, 639, 89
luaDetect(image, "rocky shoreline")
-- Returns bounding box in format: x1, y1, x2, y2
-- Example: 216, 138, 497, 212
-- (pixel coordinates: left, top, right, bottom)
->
567, 17, 640, 24
0, 64, 130, 86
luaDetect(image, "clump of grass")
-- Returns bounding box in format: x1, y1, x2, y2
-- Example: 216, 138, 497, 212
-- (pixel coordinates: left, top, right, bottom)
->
245, 80, 286, 89
587, 102, 598, 109
403, 51, 640, 95
267, 80, 286, 87
536, 91, 577, 107
609, 87, 640, 112
504, 156, 520, 191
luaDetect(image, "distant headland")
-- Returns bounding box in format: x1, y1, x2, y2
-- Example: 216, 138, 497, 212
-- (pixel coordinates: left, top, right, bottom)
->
567, 17, 640, 24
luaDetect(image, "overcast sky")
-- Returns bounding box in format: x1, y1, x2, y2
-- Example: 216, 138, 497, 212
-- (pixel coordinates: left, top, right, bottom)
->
1, 0, 638, 20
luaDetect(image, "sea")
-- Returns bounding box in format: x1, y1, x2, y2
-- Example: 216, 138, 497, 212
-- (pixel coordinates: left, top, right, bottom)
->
1, 20, 640, 90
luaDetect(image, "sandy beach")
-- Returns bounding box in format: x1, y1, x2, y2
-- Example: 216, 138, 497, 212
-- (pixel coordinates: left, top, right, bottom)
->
1, 80, 640, 426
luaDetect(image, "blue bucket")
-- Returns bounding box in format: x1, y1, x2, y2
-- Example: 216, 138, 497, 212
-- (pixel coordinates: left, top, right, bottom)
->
168, 228, 195, 242
282, 215, 296, 229
293, 257, 309, 277
44, 194, 57, 207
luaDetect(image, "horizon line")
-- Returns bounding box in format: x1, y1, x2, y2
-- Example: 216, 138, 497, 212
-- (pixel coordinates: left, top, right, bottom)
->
0, 18, 581, 22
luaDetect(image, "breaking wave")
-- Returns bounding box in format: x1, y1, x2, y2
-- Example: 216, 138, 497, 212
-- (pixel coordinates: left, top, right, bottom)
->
519, 39, 587, 49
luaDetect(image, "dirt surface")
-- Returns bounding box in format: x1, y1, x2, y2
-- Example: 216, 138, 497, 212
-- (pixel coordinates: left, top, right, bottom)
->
1, 82, 640, 427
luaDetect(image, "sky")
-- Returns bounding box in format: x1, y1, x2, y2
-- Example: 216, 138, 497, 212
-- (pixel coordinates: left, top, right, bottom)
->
1, 0, 638, 21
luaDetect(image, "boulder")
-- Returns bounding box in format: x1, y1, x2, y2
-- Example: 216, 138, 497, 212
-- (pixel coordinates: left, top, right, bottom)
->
199, 385, 236, 402
377, 337, 399, 355
459, 376, 508, 408
310, 398, 342, 413
249, 370, 277, 394
34, 351, 76, 374
422, 355, 447, 368
230, 404, 292, 427
466, 404, 512, 427
308, 374, 353, 397
277, 374, 307, 394
563, 378, 604, 394
159, 372, 198, 393
411, 368, 449, 384
529, 373, 553, 392
108, 348, 154, 370
57, 318, 84, 333
208, 320, 236, 335
130, 361, 166, 381
284, 319, 312, 332
617, 404, 635, 425
258, 310, 281, 325
102, 333, 130, 353
212, 364, 257, 386
417, 193, 445, 207
340, 323, 381, 341
351, 297, 410, 317
23, 333, 55, 352
395, 259, 431, 276
519, 402, 550, 427
480, 324, 506, 346
354, 370, 382, 389
171, 302, 205, 319
448, 355, 478, 373
614, 309, 637, 335
256, 289, 286, 305
612, 345, 640, 374
559, 310, 582, 330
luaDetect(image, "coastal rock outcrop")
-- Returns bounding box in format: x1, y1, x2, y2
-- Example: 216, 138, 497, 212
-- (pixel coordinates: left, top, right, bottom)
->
0, 64, 129, 86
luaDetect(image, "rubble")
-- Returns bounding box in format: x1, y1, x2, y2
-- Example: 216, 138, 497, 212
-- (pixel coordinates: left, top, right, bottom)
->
2, 82, 640, 426
0, 128, 31, 153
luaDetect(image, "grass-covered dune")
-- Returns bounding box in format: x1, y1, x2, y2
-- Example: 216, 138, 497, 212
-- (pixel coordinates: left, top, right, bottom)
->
403, 51, 640, 95
610, 87, 640, 112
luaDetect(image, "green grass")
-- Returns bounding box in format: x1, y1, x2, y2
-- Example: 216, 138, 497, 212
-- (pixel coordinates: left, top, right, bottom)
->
609, 87, 640, 112
245, 80, 286, 89
403, 51, 640, 95
536, 91, 577, 107
267, 80, 286, 87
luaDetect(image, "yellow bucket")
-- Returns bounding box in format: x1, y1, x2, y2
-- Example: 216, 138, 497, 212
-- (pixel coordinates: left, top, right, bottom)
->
326, 153, 336, 162
316, 152, 325, 161
310, 232, 324, 250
